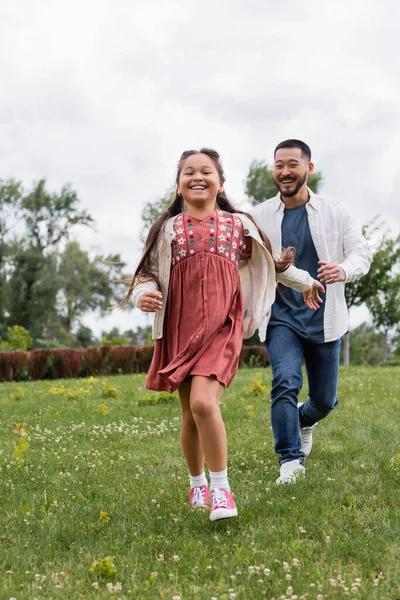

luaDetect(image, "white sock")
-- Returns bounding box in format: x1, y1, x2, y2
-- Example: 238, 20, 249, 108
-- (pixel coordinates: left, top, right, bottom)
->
189, 471, 208, 488
209, 467, 230, 491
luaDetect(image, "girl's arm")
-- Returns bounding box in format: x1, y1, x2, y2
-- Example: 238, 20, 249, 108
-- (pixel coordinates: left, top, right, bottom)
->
276, 263, 314, 292
131, 280, 162, 311
132, 237, 164, 311
277, 265, 324, 310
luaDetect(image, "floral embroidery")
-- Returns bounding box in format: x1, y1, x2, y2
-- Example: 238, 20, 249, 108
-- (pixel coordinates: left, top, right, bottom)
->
171, 210, 251, 267
209, 217, 215, 252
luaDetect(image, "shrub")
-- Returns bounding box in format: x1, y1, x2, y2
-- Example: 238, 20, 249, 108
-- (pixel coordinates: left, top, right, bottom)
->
109, 346, 138, 374
84, 346, 107, 376
136, 346, 154, 372
10, 351, 28, 380
6, 325, 33, 351
101, 380, 118, 398
49, 349, 83, 379
27, 349, 50, 380
239, 345, 269, 368
137, 392, 176, 406
0, 351, 28, 381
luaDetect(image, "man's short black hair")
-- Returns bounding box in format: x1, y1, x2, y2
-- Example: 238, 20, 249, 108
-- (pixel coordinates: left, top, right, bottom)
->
274, 139, 312, 161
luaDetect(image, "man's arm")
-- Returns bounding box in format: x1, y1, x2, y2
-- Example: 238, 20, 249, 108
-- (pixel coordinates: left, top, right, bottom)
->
318, 209, 372, 284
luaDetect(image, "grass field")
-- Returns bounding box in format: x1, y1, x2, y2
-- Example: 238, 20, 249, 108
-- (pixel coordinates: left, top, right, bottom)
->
0, 367, 399, 600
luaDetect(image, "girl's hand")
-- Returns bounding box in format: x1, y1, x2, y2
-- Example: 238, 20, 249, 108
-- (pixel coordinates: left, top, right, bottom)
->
303, 280, 324, 310
138, 291, 163, 312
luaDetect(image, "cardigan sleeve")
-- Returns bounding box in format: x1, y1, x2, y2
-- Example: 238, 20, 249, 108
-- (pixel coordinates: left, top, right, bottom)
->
276, 264, 314, 292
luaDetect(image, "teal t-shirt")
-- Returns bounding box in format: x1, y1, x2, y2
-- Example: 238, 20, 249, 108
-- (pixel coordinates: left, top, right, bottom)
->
269, 203, 326, 342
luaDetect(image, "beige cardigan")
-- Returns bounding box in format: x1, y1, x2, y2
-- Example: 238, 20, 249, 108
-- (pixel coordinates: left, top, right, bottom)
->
132, 213, 316, 342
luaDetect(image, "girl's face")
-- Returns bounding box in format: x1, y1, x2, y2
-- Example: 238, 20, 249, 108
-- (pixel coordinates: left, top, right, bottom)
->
177, 153, 223, 209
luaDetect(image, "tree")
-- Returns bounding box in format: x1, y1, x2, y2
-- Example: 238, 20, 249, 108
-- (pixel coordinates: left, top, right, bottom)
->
339, 322, 385, 365
140, 189, 175, 243
0, 178, 127, 345
75, 325, 98, 348
101, 325, 152, 347
57, 242, 127, 334
343, 220, 400, 365
366, 273, 400, 362
0, 325, 32, 352
245, 160, 323, 206
123, 325, 152, 346
0, 179, 24, 336
21, 179, 93, 250
7, 246, 61, 339
4, 179, 95, 338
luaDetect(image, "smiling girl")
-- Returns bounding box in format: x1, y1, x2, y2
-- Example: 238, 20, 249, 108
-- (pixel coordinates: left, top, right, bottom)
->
120, 148, 323, 521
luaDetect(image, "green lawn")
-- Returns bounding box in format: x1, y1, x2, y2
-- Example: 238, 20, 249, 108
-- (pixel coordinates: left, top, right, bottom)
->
0, 367, 399, 599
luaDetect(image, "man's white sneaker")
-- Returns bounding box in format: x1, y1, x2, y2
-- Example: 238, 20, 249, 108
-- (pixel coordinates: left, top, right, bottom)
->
298, 402, 318, 458
300, 422, 317, 457
276, 459, 305, 485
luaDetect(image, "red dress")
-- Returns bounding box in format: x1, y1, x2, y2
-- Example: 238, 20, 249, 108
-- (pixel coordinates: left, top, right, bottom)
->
146, 210, 252, 393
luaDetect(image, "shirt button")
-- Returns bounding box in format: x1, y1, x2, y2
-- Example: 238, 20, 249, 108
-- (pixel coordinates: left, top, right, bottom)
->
195, 335, 199, 339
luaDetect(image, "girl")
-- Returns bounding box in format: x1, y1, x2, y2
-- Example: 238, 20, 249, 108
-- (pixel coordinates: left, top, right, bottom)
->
120, 149, 323, 521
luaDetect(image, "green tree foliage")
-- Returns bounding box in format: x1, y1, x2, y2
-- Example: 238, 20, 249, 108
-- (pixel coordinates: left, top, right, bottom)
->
340, 322, 385, 365
342, 219, 400, 365
140, 190, 175, 243
75, 325, 98, 349
101, 325, 152, 347
4, 178, 94, 338
245, 160, 323, 206
0, 325, 32, 351
366, 273, 400, 361
0, 180, 24, 336
20, 179, 93, 250
345, 219, 400, 310
0, 178, 127, 345
7, 246, 60, 339
58, 242, 126, 333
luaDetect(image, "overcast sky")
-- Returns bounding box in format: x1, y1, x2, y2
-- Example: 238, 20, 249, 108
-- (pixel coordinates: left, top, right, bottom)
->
1, 0, 399, 335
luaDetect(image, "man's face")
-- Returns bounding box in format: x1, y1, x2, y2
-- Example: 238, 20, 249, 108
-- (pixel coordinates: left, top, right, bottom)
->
273, 147, 313, 197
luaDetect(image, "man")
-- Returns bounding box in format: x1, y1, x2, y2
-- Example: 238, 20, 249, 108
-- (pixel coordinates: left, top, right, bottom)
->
251, 139, 371, 484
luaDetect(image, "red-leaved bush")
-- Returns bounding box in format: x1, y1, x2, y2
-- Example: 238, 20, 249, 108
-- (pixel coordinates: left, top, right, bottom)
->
109, 345, 139, 374
27, 349, 50, 380
239, 345, 269, 368
49, 349, 83, 379
0, 351, 28, 381
84, 346, 107, 376
136, 345, 154, 372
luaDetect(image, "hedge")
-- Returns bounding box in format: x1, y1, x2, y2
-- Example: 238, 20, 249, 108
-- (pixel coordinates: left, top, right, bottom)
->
0, 345, 269, 381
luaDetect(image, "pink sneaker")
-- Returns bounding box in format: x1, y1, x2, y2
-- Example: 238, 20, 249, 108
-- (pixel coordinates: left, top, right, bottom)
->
210, 487, 238, 521
189, 485, 209, 509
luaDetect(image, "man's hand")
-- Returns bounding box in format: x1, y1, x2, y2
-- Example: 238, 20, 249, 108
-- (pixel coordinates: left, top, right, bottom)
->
317, 261, 345, 284
138, 291, 163, 312
303, 280, 325, 310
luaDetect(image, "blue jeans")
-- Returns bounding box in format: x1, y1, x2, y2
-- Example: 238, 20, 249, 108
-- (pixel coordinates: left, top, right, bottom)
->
265, 325, 340, 464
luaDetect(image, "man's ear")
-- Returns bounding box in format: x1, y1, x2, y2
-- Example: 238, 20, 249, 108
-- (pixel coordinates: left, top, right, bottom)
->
308, 161, 315, 175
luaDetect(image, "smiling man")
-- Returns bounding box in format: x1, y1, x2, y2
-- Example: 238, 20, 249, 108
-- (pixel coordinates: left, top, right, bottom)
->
251, 139, 372, 484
